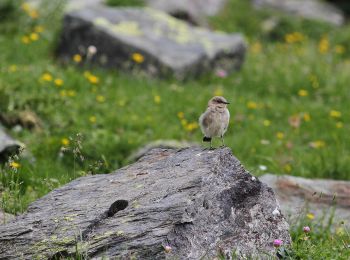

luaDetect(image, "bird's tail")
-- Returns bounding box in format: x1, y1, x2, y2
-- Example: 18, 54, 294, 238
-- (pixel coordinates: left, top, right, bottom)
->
203, 136, 212, 142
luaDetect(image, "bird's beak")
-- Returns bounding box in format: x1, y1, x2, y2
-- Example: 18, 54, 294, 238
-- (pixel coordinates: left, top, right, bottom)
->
224, 101, 230, 104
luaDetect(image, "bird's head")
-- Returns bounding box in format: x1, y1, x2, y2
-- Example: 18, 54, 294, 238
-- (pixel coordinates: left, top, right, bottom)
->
208, 96, 230, 108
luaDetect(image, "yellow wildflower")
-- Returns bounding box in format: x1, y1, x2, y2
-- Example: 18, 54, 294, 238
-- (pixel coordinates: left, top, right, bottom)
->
177, 112, 184, 119
84, 71, 91, 78
54, 78, 64, 87
181, 119, 187, 126
9, 65, 17, 72
251, 42, 262, 54
319, 37, 329, 54
263, 120, 271, 127
34, 25, 44, 33
21, 3, 31, 12
67, 90, 76, 97
309, 140, 326, 149
61, 138, 70, 147
284, 164, 292, 173
96, 95, 106, 103
21, 36, 30, 44
41, 73, 53, 82
309, 74, 319, 88
336, 122, 343, 128
306, 213, 315, 220
154, 95, 161, 104
132, 53, 144, 63
298, 89, 308, 97
29, 10, 39, 19
285, 32, 304, 44
29, 33, 39, 41
247, 101, 257, 109
330, 110, 341, 118
335, 45, 345, 54
276, 132, 284, 140
73, 54, 82, 63
9, 161, 21, 169
89, 116, 97, 124
185, 122, 199, 132
303, 113, 311, 122
87, 75, 99, 84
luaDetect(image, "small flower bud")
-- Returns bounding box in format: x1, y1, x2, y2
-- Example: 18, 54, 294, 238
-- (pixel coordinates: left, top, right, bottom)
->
87, 45, 97, 55
164, 245, 172, 253
273, 239, 282, 247
303, 226, 311, 233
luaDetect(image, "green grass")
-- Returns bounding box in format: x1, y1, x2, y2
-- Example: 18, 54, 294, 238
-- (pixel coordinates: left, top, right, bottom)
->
0, 0, 349, 258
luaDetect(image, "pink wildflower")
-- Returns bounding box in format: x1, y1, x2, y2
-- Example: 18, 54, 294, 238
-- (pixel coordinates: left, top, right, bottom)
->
216, 69, 227, 78
273, 239, 282, 247
303, 226, 311, 233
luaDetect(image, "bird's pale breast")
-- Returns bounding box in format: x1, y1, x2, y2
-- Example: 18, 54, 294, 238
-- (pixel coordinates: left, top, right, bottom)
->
200, 108, 229, 137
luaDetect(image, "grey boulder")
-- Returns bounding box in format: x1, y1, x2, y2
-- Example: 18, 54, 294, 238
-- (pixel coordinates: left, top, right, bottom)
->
0, 124, 21, 161
260, 174, 350, 228
0, 148, 290, 259
253, 0, 345, 26
56, 6, 246, 79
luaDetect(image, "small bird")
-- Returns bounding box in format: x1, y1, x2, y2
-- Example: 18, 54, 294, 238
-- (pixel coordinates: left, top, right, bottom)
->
199, 96, 230, 149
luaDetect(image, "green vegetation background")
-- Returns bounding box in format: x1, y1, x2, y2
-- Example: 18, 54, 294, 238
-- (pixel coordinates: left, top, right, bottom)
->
0, 0, 349, 258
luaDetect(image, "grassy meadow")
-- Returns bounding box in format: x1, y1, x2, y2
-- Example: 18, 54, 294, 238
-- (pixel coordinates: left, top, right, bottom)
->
0, 0, 349, 258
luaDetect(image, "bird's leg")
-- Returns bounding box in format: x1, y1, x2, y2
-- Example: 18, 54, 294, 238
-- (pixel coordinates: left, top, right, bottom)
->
220, 135, 225, 147
209, 139, 214, 150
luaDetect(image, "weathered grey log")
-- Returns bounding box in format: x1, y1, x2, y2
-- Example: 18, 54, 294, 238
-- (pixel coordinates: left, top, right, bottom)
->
0, 147, 290, 259
260, 174, 350, 229
56, 6, 246, 79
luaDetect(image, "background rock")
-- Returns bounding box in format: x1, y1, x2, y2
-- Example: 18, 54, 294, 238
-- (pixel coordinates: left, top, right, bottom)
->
0, 210, 15, 226
252, 0, 345, 26
146, 0, 227, 26
0, 110, 42, 132
328, 0, 350, 15
51, 0, 227, 26
260, 174, 350, 228
0, 148, 290, 259
0, 124, 21, 162
56, 6, 246, 80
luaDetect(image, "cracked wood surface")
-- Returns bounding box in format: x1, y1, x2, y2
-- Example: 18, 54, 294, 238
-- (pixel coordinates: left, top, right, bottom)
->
0, 147, 290, 259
